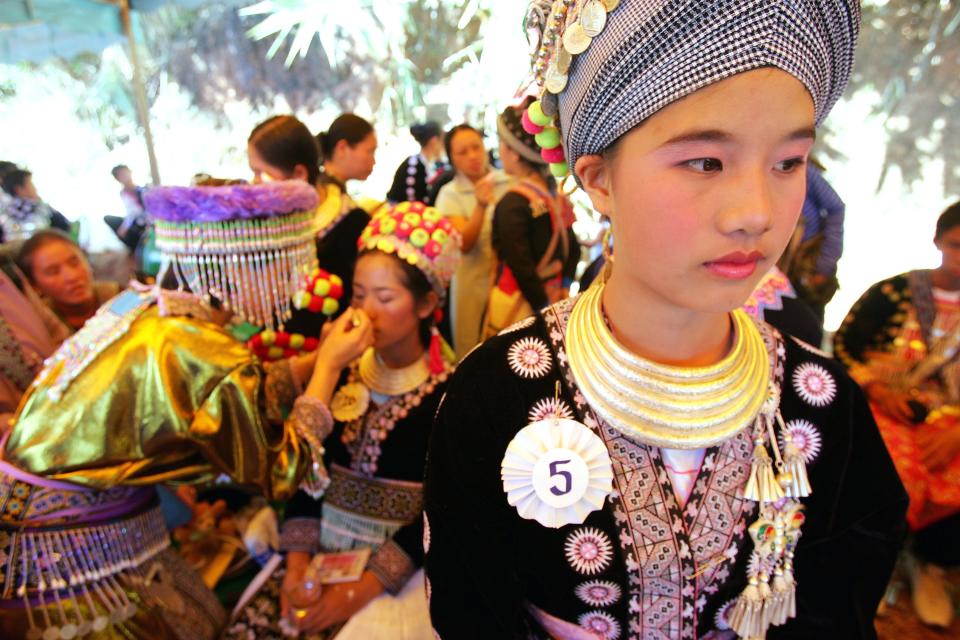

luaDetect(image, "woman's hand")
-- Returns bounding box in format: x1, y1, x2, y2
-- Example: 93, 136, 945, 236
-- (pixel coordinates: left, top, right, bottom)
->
865, 382, 914, 423
304, 310, 374, 405
314, 310, 374, 374
296, 570, 385, 634
280, 551, 312, 620
918, 419, 960, 472
474, 175, 494, 208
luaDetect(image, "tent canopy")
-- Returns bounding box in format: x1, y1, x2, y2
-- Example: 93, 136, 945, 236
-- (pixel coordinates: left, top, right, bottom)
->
0, 0, 212, 64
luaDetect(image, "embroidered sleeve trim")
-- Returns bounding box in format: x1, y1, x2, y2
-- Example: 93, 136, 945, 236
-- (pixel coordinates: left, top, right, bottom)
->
367, 538, 415, 595
291, 395, 335, 443
279, 517, 321, 554
263, 359, 299, 423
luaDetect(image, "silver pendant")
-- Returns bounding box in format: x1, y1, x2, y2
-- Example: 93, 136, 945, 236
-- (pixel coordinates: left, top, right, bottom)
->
580, 0, 607, 38
545, 63, 569, 94
563, 22, 591, 55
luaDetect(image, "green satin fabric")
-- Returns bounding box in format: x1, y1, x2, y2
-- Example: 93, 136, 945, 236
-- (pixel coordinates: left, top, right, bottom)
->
3, 307, 304, 500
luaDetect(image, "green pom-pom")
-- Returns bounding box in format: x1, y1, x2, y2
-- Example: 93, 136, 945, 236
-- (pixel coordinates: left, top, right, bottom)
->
535, 127, 561, 149
549, 162, 569, 177
410, 228, 430, 248
293, 291, 312, 309
322, 298, 339, 316
313, 279, 331, 297
527, 101, 551, 127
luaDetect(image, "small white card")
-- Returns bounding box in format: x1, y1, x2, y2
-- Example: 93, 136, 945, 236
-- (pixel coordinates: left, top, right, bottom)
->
308, 548, 371, 584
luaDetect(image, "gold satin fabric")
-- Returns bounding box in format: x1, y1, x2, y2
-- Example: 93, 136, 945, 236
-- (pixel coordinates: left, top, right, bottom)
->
4, 307, 304, 500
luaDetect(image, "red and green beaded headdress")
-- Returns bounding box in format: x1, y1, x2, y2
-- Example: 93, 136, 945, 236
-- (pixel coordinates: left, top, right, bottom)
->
358, 201, 461, 301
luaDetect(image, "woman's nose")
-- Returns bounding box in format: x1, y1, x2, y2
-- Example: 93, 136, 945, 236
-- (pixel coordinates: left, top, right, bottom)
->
716, 171, 775, 237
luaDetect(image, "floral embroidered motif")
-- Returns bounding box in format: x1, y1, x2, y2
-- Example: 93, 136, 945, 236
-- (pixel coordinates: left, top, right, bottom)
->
528, 397, 574, 422
423, 511, 431, 554
792, 362, 837, 407
578, 611, 621, 639
575, 580, 622, 607
714, 598, 736, 631
779, 419, 823, 464
564, 527, 613, 575
498, 315, 536, 335
507, 337, 553, 379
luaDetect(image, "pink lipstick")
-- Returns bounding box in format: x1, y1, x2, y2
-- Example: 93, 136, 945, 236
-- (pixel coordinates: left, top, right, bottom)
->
704, 251, 763, 280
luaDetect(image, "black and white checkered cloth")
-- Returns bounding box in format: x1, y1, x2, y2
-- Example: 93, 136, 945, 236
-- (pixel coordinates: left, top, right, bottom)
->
559, 0, 860, 172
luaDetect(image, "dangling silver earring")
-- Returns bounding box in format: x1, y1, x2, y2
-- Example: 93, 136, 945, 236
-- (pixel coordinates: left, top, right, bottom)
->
601, 221, 614, 282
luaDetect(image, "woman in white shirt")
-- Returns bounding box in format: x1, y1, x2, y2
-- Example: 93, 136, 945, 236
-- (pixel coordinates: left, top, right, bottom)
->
433, 124, 512, 357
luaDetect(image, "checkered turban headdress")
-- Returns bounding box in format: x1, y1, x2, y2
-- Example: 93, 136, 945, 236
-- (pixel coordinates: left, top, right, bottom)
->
525, 0, 861, 177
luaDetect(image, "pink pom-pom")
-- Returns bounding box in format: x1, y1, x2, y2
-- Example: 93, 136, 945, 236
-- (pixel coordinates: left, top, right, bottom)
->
522, 110, 545, 135
541, 146, 566, 164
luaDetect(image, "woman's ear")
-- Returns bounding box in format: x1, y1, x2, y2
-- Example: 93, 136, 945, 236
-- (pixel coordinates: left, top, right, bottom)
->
417, 291, 440, 320
334, 138, 351, 159
291, 164, 309, 181
575, 154, 613, 217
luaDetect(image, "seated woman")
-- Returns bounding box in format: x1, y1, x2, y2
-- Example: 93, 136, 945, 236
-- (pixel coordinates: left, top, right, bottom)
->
17, 229, 119, 333
834, 199, 960, 628
0, 182, 367, 640
486, 97, 580, 336
225, 202, 460, 640
0, 255, 69, 427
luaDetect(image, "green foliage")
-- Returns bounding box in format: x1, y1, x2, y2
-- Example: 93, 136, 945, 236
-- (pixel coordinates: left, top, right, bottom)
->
848, 1, 960, 195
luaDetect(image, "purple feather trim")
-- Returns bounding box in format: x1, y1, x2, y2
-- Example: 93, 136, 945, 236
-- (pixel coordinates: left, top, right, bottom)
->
144, 181, 319, 222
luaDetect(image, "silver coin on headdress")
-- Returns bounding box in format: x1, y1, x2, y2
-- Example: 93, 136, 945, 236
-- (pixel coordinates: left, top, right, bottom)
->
563, 22, 591, 55
545, 63, 569, 94
555, 41, 572, 74
580, 0, 607, 38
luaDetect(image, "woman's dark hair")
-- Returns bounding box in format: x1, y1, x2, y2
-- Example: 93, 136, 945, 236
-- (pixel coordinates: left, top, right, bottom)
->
2, 168, 31, 197
358, 248, 437, 348
16, 228, 81, 281
317, 114, 375, 161
248, 115, 321, 184
410, 121, 441, 147
935, 200, 960, 240
0, 161, 18, 179
443, 124, 483, 162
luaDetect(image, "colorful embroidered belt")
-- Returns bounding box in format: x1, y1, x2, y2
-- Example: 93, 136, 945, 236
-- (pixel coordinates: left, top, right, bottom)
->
0, 456, 155, 529
326, 464, 423, 522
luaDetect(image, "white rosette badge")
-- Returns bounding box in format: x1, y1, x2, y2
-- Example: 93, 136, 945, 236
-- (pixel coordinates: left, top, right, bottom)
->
501, 418, 614, 528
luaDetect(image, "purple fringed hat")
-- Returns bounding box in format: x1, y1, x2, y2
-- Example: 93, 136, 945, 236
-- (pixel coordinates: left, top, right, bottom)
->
146, 181, 319, 329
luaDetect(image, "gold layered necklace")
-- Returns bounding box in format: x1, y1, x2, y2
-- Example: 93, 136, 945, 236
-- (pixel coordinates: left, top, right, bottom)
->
357, 347, 431, 396
565, 283, 770, 449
